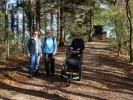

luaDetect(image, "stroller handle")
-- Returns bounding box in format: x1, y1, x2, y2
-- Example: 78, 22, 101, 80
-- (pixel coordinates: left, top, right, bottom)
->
68, 48, 81, 56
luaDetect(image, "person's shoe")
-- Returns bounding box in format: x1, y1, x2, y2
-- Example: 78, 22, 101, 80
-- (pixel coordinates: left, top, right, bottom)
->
50, 73, 55, 77
28, 74, 33, 78
35, 70, 39, 76
46, 74, 50, 77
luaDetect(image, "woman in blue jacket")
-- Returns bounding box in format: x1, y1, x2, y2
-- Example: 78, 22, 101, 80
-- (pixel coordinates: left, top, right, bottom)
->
42, 31, 57, 77
27, 31, 42, 78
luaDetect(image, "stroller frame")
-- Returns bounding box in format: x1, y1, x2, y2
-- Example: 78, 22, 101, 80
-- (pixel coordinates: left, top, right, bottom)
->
61, 48, 83, 86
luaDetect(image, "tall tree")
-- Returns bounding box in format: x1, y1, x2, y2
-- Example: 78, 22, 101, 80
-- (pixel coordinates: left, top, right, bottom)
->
16, 0, 19, 34
36, 0, 41, 31
22, 0, 25, 53
4, 0, 9, 56
125, 0, 133, 62
58, 5, 64, 46
25, 0, 34, 36
11, 4, 15, 32
50, 12, 53, 33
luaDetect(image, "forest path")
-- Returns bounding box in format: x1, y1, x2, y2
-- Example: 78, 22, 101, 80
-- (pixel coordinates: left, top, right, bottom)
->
0, 41, 133, 100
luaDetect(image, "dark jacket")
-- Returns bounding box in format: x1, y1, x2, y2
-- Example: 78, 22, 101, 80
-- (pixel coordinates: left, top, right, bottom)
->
71, 38, 85, 51
27, 37, 42, 55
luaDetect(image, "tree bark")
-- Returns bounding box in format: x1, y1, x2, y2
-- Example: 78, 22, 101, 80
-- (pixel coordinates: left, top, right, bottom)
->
56, 12, 60, 43
4, 0, 9, 56
58, 7, 64, 46
16, 0, 19, 34
125, 0, 133, 62
36, 0, 40, 31
50, 12, 53, 33
11, 4, 15, 33
88, 9, 92, 41
22, 0, 25, 54
44, 13, 47, 34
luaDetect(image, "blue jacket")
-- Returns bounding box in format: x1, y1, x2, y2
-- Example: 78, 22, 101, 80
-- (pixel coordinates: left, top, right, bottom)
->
42, 36, 57, 55
27, 37, 42, 55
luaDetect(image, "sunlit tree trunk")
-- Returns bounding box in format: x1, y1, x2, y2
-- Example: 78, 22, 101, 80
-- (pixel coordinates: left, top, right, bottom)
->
16, 0, 19, 34
57, 12, 60, 43
36, 0, 40, 31
44, 13, 47, 34
85, 0, 94, 41
22, 0, 25, 54
58, 7, 64, 46
125, 0, 133, 62
4, 0, 9, 56
50, 12, 53, 33
32, 15, 35, 32
88, 9, 93, 41
114, 20, 121, 56
25, 0, 32, 36
11, 4, 15, 33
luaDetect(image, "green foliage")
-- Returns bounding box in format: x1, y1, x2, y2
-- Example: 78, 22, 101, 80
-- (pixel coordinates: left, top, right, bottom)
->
0, 11, 7, 60
1, 0, 132, 59
103, 3, 130, 55
0, 11, 4, 29
91, 1, 132, 55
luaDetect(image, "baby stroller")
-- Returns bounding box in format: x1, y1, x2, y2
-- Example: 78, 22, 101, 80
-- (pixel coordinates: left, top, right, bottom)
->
61, 47, 83, 86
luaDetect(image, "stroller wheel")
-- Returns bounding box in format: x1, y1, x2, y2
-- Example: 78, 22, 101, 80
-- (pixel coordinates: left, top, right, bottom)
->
61, 70, 65, 80
78, 66, 82, 81
62, 78, 70, 87
66, 79, 70, 86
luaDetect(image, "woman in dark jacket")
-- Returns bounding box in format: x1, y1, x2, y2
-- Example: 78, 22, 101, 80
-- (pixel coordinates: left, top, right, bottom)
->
27, 31, 42, 78
70, 32, 85, 55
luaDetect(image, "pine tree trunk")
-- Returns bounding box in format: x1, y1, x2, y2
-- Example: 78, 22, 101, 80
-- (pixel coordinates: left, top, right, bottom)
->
59, 7, 64, 46
57, 12, 60, 43
44, 13, 47, 34
11, 4, 14, 33
88, 9, 92, 41
125, 0, 133, 62
4, 0, 9, 57
50, 12, 53, 33
22, 1, 25, 54
36, 0, 40, 31
17, 1, 19, 34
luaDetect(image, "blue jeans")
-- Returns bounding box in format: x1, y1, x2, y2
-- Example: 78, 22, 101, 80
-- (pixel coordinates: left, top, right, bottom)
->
29, 53, 40, 75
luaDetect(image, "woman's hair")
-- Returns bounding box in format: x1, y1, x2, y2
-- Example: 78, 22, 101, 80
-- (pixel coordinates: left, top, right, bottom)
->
32, 30, 40, 37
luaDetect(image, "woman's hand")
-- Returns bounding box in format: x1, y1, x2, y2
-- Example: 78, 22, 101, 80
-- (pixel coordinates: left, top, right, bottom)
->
28, 54, 30, 58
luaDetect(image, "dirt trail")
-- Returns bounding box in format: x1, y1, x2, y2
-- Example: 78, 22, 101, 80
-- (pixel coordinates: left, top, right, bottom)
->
0, 41, 133, 100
